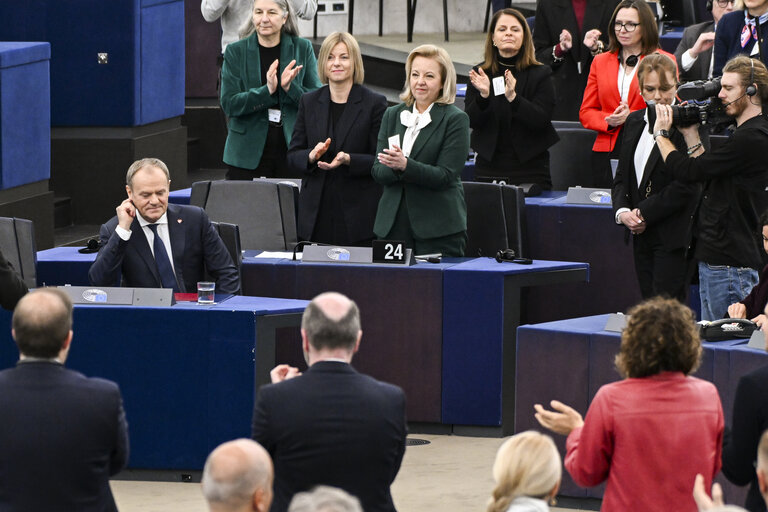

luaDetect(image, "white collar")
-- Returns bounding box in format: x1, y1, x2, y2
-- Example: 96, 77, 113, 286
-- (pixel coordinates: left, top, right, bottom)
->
137, 211, 169, 228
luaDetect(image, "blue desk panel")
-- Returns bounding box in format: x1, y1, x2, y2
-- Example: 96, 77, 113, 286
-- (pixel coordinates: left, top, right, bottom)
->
515, 315, 756, 500
442, 258, 589, 430
0, 295, 307, 470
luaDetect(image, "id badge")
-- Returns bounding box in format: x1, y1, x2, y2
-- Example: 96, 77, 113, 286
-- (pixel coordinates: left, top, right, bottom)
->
388, 134, 401, 150
492, 76, 505, 96
268, 108, 282, 124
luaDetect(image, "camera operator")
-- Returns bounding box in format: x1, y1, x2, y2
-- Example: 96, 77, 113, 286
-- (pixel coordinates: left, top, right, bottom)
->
654, 55, 768, 320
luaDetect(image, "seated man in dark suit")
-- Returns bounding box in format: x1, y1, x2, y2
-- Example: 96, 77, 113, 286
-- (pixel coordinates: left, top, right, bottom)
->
252, 292, 407, 512
0, 247, 27, 310
0, 288, 128, 511
675, 0, 734, 81
89, 157, 239, 294
202, 438, 274, 512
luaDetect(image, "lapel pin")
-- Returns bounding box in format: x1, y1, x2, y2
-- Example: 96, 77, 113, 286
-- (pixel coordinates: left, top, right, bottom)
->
177, 219, 183, 223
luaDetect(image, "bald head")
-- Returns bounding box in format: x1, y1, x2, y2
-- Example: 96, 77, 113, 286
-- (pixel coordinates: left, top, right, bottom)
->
12, 288, 73, 359
301, 292, 361, 351
202, 439, 273, 512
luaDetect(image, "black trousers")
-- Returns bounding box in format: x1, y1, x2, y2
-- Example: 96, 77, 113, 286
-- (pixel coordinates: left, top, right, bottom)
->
632, 228, 693, 302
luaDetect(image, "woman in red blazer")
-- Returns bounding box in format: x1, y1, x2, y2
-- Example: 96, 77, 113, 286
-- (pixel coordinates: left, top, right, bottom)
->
580, 0, 675, 188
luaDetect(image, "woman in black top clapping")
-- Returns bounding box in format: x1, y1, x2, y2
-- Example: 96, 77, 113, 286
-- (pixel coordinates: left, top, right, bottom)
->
466, 8, 559, 189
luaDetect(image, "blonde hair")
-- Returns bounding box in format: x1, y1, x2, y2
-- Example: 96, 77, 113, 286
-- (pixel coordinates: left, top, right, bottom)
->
400, 44, 456, 106
317, 32, 364, 85
487, 431, 562, 512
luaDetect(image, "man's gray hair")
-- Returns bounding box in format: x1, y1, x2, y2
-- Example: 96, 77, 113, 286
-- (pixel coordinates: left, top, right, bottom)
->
287, 486, 363, 512
201, 439, 271, 508
125, 158, 170, 188
301, 294, 360, 351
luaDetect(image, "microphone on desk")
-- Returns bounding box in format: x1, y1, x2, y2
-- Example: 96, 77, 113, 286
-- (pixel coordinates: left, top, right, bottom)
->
78, 238, 103, 254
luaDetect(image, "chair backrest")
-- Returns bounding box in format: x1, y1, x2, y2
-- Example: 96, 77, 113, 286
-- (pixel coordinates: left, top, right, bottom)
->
549, 127, 596, 190
500, 184, 527, 258
0, 217, 37, 288
190, 180, 212, 208
210, 221, 242, 292
204, 181, 298, 251
463, 182, 527, 258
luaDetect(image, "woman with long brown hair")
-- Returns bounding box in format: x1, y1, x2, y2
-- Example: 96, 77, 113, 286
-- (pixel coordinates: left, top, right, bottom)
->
466, 8, 559, 189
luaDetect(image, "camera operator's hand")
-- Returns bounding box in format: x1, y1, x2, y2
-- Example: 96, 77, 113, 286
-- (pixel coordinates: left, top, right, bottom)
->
690, 32, 715, 58
605, 102, 629, 128
653, 103, 673, 133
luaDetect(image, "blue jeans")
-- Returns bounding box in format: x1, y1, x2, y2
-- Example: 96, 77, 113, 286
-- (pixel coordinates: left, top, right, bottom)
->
698, 261, 759, 321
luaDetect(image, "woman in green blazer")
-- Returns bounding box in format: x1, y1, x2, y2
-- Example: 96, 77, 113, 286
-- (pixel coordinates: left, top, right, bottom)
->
220, 0, 321, 179
372, 44, 470, 257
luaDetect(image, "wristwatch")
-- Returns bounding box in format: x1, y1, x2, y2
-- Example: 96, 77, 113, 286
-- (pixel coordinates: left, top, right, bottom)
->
653, 129, 670, 141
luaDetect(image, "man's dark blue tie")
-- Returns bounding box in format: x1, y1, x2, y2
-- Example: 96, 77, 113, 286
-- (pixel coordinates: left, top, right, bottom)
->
147, 224, 179, 292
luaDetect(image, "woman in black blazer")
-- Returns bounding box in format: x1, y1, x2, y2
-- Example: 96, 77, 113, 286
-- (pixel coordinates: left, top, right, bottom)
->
286, 32, 387, 245
466, 8, 559, 189
611, 53, 701, 301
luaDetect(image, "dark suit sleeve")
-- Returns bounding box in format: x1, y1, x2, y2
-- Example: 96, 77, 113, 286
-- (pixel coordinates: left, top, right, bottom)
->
611, 148, 631, 214
464, 78, 493, 130
533, 2, 560, 68
346, 93, 388, 178
110, 390, 129, 476
722, 373, 766, 485
0, 248, 28, 311
88, 222, 127, 287
286, 94, 314, 176
506, 66, 556, 130
401, 110, 470, 190
675, 27, 696, 81
713, 20, 730, 78
390, 389, 408, 484
200, 210, 240, 294
251, 386, 275, 454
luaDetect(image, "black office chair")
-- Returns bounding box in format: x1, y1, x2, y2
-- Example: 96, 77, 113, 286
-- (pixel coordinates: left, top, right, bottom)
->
210, 221, 242, 293
0, 217, 37, 288
500, 184, 527, 258
190, 180, 212, 208
549, 127, 596, 190
463, 182, 527, 258
204, 181, 298, 251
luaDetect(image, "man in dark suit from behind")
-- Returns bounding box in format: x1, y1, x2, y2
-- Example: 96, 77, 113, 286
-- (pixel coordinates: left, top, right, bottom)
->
675, 0, 734, 82
0, 288, 129, 511
88, 157, 240, 294
252, 292, 407, 512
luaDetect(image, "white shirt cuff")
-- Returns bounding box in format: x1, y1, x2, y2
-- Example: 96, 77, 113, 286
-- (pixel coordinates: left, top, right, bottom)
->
681, 50, 697, 72
115, 225, 132, 241
615, 207, 630, 224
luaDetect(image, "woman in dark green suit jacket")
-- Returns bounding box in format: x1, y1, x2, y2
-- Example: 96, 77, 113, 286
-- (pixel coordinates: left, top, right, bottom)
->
220, 0, 321, 179
372, 44, 470, 257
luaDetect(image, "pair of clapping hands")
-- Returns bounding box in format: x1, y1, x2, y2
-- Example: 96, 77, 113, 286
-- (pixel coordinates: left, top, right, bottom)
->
265, 58, 302, 95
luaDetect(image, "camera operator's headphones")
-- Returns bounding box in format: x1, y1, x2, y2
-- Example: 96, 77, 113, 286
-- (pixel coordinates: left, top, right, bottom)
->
747, 58, 758, 97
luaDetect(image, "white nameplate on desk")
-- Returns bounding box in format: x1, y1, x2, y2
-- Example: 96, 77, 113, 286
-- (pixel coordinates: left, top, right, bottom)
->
301, 245, 415, 265
57, 286, 175, 306
604, 313, 628, 332
566, 187, 612, 205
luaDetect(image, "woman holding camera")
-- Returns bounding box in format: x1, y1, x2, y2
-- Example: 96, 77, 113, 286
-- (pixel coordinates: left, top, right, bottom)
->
611, 53, 702, 302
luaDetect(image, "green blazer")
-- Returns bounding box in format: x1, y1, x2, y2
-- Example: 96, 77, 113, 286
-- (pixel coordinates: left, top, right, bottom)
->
220, 32, 322, 169
372, 103, 469, 239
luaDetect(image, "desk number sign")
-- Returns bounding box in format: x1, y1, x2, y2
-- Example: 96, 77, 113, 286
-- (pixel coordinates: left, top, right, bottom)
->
372, 240, 407, 264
